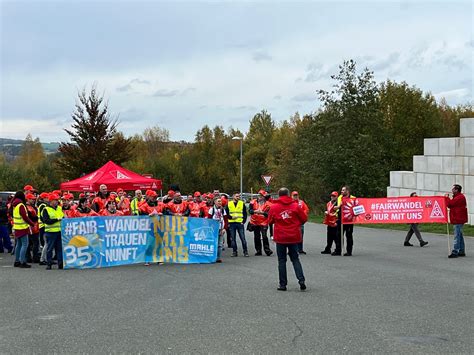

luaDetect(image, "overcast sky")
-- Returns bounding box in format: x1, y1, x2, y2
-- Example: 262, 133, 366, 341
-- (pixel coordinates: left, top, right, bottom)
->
1, 0, 472, 142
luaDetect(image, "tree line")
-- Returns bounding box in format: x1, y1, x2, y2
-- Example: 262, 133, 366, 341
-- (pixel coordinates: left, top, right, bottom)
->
1, 60, 472, 211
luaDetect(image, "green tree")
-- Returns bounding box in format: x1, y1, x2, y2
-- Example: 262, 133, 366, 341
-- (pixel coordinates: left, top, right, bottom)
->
379, 80, 443, 170
243, 110, 275, 192
57, 86, 132, 179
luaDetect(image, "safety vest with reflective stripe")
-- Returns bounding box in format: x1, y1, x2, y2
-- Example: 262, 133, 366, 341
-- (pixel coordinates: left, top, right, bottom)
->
44, 206, 64, 233
38, 203, 46, 229
13, 203, 29, 230
130, 197, 143, 215
228, 200, 244, 223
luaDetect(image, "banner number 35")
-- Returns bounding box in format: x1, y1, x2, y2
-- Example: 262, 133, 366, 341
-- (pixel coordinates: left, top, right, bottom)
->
64, 246, 92, 265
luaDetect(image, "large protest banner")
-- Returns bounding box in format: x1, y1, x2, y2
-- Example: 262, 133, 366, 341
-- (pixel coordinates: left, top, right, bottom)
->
61, 215, 219, 269
340, 196, 448, 224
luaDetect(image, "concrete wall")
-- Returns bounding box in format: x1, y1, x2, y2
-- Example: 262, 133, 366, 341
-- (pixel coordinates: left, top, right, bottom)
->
387, 118, 474, 225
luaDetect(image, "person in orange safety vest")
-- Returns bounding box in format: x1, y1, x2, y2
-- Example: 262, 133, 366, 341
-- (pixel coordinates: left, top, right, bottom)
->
291, 191, 310, 255
249, 190, 273, 256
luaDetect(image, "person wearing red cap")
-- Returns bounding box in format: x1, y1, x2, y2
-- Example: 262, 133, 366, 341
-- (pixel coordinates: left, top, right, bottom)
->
291, 191, 310, 254
139, 190, 163, 215
41, 193, 64, 269
25, 193, 41, 263
268, 188, 308, 291
10, 191, 36, 268
23, 185, 35, 194
61, 193, 76, 218
321, 191, 339, 254
201, 193, 214, 219
188, 192, 204, 218
248, 190, 273, 256
333, 186, 356, 256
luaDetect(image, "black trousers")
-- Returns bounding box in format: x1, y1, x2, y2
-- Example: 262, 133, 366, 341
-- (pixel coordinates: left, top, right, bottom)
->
323, 225, 338, 252
253, 226, 272, 254
27, 233, 40, 262
225, 228, 232, 248
335, 221, 354, 254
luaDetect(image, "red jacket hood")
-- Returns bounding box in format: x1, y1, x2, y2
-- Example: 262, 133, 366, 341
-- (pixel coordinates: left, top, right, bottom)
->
274, 195, 295, 205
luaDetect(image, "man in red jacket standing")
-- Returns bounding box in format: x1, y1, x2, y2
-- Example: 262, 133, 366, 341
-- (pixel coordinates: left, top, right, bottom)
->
445, 184, 468, 258
268, 188, 308, 291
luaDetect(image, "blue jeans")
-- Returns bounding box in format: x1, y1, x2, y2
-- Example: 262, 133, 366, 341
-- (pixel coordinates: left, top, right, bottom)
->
217, 230, 224, 259
0, 225, 13, 252
14, 235, 29, 263
45, 232, 63, 265
452, 224, 465, 255
276, 243, 305, 287
229, 223, 247, 254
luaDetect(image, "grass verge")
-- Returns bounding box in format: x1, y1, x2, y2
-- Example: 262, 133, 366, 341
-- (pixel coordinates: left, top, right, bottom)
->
308, 214, 474, 237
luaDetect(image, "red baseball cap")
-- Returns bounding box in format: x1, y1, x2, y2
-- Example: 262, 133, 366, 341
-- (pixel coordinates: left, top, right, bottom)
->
194, 191, 201, 197
48, 193, 60, 201
146, 190, 158, 197
167, 190, 175, 197
53, 190, 61, 195
330, 191, 339, 197
24, 185, 35, 191
39, 192, 49, 199
291, 191, 298, 196
25, 193, 36, 200
258, 189, 266, 196
117, 188, 124, 193
79, 193, 85, 198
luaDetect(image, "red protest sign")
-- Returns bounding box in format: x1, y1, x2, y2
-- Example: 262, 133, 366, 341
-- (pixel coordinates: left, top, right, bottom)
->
341, 196, 448, 224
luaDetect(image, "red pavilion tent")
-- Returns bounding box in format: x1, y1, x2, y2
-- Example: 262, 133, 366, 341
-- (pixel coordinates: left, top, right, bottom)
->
60, 161, 162, 192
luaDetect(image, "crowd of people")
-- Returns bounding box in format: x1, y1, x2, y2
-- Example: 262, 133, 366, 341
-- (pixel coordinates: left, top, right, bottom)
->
0, 184, 310, 268
0, 182, 468, 290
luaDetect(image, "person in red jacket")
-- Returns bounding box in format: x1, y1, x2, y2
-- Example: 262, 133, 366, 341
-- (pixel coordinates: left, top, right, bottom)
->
188, 192, 204, 217
139, 190, 163, 215
268, 187, 308, 291
117, 188, 131, 215
165, 192, 190, 216
291, 191, 310, 254
321, 191, 339, 254
249, 190, 273, 256
73, 198, 99, 217
25, 193, 41, 263
446, 184, 468, 258
100, 199, 124, 216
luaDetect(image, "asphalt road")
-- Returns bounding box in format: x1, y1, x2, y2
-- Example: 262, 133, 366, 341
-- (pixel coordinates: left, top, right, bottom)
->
1, 223, 473, 354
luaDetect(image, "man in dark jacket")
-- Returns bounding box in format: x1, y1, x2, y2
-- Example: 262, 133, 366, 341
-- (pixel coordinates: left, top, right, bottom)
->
446, 184, 468, 258
268, 188, 308, 291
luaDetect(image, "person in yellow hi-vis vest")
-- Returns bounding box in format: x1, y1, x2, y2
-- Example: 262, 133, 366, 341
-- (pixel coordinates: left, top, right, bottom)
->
10, 191, 35, 268
130, 190, 144, 216
41, 193, 64, 270
225, 192, 248, 257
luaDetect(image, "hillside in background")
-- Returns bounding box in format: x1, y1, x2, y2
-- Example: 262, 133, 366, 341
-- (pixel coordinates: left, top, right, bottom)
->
0, 137, 60, 161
